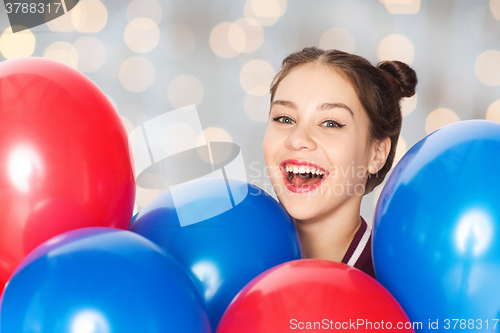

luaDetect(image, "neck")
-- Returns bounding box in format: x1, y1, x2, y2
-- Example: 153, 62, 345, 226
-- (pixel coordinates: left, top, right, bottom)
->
293, 195, 363, 262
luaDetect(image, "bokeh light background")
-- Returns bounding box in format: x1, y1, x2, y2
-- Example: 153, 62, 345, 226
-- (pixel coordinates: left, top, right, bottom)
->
1, 0, 500, 224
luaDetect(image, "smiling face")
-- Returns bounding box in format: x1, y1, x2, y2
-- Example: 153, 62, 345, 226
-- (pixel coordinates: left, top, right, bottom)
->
263, 63, 381, 222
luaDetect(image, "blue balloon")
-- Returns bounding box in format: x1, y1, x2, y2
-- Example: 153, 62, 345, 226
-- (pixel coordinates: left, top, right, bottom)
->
373, 120, 500, 329
130, 178, 302, 331
130, 211, 139, 227
0, 227, 211, 333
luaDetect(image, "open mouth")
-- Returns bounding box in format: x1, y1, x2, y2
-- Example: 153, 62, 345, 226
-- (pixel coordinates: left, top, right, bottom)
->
280, 159, 328, 193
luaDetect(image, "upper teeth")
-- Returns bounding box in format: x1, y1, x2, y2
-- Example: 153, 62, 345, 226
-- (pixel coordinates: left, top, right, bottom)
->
285, 164, 325, 175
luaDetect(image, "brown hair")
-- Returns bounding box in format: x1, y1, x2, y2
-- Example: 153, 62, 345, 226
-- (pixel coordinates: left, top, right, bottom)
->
270, 47, 417, 194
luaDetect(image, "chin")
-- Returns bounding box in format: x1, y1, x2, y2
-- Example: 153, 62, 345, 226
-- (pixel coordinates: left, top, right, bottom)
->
284, 206, 325, 222
275, 192, 322, 221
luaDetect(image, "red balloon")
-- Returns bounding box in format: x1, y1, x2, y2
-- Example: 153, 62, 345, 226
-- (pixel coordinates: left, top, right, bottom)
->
217, 259, 415, 332
0, 58, 135, 292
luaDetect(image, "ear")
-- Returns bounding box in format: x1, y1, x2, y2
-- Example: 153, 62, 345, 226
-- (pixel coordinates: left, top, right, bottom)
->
368, 137, 391, 174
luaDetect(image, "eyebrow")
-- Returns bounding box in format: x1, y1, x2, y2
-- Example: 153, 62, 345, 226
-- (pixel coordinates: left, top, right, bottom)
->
272, 100, 354, 117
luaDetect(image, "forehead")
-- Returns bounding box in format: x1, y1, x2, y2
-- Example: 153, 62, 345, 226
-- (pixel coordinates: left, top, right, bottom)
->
274, 64, 362, 109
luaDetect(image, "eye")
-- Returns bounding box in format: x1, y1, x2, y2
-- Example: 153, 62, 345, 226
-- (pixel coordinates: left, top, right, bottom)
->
272, 115, 295, 124
321, 119, 346, 128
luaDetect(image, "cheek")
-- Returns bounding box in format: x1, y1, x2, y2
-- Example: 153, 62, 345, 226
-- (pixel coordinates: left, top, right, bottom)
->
262, 130, 280, 161
323, 142, 367, 177
262, 133, 284, 182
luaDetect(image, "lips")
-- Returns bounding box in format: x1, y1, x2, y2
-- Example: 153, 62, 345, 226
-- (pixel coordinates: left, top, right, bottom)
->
279, 159, 329, 193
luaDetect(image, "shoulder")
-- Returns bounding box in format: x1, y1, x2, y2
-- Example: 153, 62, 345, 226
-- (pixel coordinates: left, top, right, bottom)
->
341, 217, 376, 279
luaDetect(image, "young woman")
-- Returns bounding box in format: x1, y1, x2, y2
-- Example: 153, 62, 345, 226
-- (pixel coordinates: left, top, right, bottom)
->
263, 47, 417, 278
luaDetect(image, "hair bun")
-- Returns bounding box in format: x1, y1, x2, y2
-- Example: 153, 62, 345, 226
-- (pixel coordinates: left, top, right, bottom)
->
378, 61, 417, 99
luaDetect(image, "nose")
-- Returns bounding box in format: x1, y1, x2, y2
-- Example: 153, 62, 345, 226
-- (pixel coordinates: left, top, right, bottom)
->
285, 126, 317, 151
